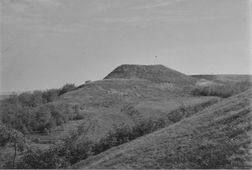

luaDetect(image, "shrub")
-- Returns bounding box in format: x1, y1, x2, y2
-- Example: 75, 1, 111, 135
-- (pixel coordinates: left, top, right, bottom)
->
33, 106, 54, 133
132, 119, 166, 137
17, 147, 68, 169
65, 142, 93, 165
47, 104, 67, 126
15, 118, 168, 168
42, 89, 60, 103
18, 91, 43, 107
0, 83, 78, 135
93, 120, 165, 155
1, 100, 70, 134
59, 84, 76, 96
191, 81, 251, 98
0, 125, 27, 168
1, 104, 34, 134
72, 114, 85, 120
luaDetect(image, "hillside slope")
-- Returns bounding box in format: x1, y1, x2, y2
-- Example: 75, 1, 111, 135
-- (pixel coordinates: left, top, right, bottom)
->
54, 78, 218, 143
104, 64, 196, 86
27, 66, 212, 148
73, 89, 252, 169
192, 74, 251, 84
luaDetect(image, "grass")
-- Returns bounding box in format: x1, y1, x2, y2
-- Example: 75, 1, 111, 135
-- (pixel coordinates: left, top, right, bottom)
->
191, 81, 251, 98
1, 65, 250, 169
10, 96, 219, 169
191, 74, 251, 84
104, 64, 196, 86
72, 89, 251, 169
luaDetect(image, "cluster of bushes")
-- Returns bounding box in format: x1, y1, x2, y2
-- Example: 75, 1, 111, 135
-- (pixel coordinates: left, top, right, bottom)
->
2, 83, 76, 107
1, 102, 84, 134
93, 119, 165, 154
0, 125, 27, 169
0, 83, 84, 134
12, 119, 166, 168
3, 99, 219, 168
191, 81, 251, 98
167, 99, 218, 123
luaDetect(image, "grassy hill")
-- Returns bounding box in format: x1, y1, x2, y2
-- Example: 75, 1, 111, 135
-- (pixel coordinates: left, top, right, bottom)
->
1, 64, 251, 169
0, 65, 208, 148
73, 89, 252, 169
104, 64, 196, 86
54, 78, 218, 143
24, 66, 249, 153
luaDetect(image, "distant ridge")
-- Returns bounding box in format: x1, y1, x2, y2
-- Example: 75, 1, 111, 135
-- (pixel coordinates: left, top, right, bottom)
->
192, 74, 252, 84
104, 64, 196, 86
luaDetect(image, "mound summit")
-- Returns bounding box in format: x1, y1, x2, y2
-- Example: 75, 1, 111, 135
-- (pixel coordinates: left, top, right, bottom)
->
104, 64, 196, 86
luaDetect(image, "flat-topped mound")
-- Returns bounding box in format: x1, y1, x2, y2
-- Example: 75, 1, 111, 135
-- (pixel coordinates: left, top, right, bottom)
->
104, 64, 196, 86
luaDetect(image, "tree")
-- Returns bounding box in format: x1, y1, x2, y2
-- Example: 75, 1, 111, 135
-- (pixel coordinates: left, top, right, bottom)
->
0, 125, 26, 168
34, 106, 53, 133
59, 84, 76, 96
1, 103, 34, 134
47, 104, 67, 126
42, 89, 60, 103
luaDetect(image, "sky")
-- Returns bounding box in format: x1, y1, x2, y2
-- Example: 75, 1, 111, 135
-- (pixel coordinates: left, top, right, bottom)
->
1, 0, 251, 92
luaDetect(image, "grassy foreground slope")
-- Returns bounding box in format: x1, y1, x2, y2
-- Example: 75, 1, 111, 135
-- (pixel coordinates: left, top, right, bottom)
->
73, 89, 252, 169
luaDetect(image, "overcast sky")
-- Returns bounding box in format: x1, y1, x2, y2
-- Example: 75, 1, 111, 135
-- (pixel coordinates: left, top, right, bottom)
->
1, 0, 251, 92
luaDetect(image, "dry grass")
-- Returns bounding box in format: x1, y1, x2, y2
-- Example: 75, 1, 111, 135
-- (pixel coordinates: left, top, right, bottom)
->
104, 64, 196, 86
73, 89, 251, 169
53, 78, 218, 144
192, 81, 251, 98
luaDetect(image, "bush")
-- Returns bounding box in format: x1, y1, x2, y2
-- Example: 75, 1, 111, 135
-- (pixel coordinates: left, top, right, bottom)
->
0, 125, 27, 168
42, 89, 60, 103
15, 118, 167, 168
132, 119, 166, 137
65, 142, 93, 165
59, 84, 76, 96
0, 83, 78, 135
17, 147, 68, 169
33, 106, 54, 133
1, 104, 34, 134
17, 124, 93, 168
93, 120, 165, 155
191, 81, 251, 98
1, 99, 70, 134
72, 114, 85, 120
47, 104, 67, 126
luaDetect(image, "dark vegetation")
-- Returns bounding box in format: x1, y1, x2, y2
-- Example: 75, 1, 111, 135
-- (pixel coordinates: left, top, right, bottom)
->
3, 100, 217, 169
191, 81, 251, 98
92, 119, 166, 155
0, 84, 77, 134
0, 125, 27, 168
8, 119, 166, 168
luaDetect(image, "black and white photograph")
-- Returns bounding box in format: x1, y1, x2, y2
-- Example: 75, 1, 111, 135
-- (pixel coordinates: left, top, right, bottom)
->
0, 0, 251, 169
